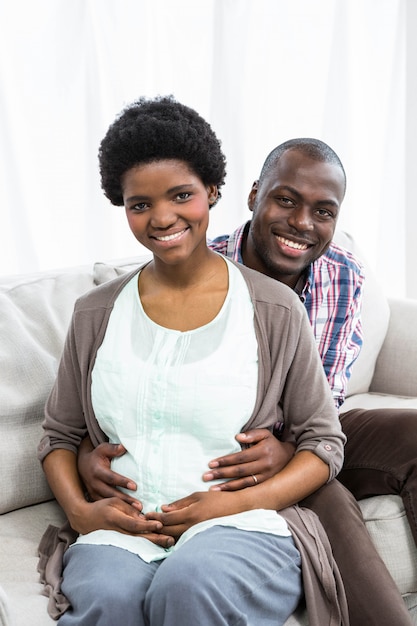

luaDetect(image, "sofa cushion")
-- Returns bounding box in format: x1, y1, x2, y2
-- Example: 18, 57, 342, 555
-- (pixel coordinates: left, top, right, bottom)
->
0, 585, 11, 626
0, 500, 65, 626
371, 297, 417, 397
332, 231, 390, 398
359, 495, 417, 595
93, 255, 151, 286
0, 269, 94, 514
342, 392, 417, 412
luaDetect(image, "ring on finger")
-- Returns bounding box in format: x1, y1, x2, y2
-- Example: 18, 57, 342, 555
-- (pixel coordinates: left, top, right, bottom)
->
251, 474, 258, 485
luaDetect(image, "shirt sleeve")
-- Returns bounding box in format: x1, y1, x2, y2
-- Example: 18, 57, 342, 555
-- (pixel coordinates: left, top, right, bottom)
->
318, 272, 364, 410
37, 312, 88, 462
304, 251, 365, 410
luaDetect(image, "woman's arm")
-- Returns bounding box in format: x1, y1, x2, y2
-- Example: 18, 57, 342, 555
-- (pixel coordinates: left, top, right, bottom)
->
42, 449, 174, 547
42, 449, 90, 530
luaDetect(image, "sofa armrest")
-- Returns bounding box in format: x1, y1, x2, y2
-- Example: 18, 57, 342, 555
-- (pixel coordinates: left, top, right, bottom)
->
0, 585, 11, 626
370, 297, 417, 397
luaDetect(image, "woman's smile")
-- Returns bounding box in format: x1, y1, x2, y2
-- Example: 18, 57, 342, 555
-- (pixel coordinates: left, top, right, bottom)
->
152, 227, 190, 243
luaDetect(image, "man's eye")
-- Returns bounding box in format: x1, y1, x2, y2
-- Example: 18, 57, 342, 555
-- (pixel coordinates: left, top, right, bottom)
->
277, 197, 294, 206
316, 208, 334, 218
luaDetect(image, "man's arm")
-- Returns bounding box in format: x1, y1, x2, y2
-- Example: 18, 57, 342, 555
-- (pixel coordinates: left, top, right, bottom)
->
78, 430, 296, 501
78, 436, 141, 503
75, 431, 329, 547
203, 430, 295, 490
146, 450, 329, 539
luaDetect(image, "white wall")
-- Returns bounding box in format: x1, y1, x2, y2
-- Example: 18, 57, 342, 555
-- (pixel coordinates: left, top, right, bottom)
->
0, 0, 412, 297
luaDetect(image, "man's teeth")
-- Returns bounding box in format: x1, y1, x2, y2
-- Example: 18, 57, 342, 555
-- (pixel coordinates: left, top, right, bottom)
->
155, 229, 186, 242
278, 236, 308, 250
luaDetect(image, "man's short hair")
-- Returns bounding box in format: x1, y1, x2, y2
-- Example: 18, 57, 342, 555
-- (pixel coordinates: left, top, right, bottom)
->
259, 138, 346, 194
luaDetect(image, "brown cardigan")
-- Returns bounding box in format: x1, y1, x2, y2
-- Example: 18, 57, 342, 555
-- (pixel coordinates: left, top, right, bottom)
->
38, 260, 348, 625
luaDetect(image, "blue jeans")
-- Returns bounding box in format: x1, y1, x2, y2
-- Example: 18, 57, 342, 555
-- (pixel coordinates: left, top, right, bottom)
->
59, 526, 302, 626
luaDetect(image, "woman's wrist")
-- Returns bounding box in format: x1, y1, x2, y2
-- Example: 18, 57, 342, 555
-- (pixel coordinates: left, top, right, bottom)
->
66, 495, 93, 534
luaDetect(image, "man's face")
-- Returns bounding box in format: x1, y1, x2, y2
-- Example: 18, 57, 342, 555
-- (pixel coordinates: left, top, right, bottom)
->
244, 149, 345, 288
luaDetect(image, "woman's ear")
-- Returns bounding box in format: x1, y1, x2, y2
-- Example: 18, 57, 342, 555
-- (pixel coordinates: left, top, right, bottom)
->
248, 180, 259, 212
207, 185, 219, 206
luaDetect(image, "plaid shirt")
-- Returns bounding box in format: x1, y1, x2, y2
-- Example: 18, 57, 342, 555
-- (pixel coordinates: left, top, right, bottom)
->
209, 222, 365, 410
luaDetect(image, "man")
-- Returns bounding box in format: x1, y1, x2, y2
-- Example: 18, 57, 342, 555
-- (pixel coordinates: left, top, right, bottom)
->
78, 139, 414, 625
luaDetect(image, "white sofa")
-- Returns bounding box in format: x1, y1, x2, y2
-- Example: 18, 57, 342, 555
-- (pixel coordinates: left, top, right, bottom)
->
1, 232, 417, 626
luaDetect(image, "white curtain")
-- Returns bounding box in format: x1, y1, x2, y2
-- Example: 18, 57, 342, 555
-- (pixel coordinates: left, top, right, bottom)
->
0, 0, 410, 297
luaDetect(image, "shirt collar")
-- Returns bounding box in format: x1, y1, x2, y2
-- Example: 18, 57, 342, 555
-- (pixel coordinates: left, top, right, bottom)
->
294, 267, 312, 301
228, 222, 250, 264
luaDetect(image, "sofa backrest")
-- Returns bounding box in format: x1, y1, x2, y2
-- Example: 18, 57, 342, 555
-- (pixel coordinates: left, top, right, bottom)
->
332, 231, 391, 399
0, 268, 95, 514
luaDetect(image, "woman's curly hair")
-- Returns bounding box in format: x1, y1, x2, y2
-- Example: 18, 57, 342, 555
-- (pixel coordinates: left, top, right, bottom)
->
99, 95, 227, 206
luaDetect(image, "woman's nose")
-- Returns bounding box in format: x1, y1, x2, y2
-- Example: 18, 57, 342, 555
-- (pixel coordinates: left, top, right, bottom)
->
150, 202, 176, 228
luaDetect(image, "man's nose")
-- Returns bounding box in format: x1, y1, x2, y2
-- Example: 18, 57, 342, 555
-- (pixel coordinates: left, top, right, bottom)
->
288, 207, 314, 231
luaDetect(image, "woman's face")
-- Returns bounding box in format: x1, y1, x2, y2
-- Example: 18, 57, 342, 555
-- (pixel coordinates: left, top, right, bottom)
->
122, 159, 217, 266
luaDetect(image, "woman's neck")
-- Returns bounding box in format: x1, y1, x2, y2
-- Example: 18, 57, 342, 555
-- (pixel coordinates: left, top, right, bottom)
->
145, 248, 222, 290
138, 251, 229, 331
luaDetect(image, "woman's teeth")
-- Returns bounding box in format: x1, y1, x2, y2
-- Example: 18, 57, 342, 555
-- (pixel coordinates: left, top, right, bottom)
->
155, 229, 186, 242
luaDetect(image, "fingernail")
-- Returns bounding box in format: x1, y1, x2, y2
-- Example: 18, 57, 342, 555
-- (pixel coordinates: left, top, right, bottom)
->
203, 472, 214, 481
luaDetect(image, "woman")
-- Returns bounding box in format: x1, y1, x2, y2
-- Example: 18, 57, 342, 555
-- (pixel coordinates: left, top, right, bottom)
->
38, 96, 345, 626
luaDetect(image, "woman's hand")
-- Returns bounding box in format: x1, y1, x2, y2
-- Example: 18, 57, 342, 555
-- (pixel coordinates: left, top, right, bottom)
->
203, 429, 295, 491
43, 448, 174, 548
70, 495, 175, 548
146, 491, 243, 539
78, 437, 139, 505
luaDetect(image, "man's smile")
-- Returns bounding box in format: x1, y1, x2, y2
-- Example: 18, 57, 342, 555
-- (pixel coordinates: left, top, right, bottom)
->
275, 235, 311, 251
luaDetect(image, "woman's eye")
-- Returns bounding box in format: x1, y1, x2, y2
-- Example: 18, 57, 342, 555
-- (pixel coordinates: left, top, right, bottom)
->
131, 202, 148, 212
176, 192, 191, 201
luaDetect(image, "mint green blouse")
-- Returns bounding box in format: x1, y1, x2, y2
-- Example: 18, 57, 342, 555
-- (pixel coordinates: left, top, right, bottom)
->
75, 258, 290, 562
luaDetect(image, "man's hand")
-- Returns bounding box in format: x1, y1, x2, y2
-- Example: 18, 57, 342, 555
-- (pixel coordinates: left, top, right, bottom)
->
202, 429, 295, 491
78, 437, 139, 505
146, 491, 242, 539
77, 429, 295, 508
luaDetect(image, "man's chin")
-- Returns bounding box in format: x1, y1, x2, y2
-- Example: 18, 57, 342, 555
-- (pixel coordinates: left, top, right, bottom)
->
272, 251, 311, 273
